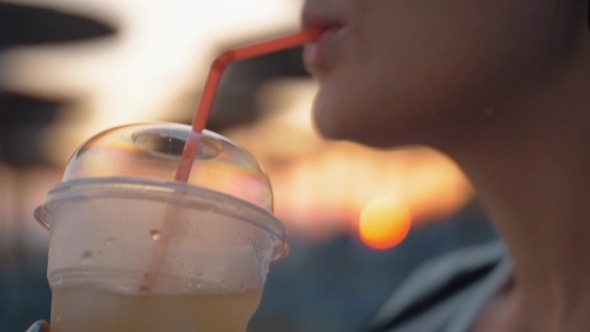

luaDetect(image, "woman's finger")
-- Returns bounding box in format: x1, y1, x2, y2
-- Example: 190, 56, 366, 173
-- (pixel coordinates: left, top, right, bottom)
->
25, 320, 50, 332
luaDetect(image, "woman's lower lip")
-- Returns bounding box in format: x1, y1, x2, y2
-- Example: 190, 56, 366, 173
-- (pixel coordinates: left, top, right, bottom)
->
303, 26, 343, 72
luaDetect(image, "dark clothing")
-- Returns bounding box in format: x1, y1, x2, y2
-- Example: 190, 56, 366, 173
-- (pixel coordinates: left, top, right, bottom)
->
361, 241, 511, 332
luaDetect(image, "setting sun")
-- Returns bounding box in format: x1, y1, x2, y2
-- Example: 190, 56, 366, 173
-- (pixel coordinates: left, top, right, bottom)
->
359, 195, 412, 250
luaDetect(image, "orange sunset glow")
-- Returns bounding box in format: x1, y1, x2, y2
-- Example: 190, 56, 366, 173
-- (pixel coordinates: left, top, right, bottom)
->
225, 80, 475, 244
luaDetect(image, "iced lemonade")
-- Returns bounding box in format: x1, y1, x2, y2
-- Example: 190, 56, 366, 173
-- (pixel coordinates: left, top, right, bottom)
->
51, 285, 263, 332
37, 125, 287, 332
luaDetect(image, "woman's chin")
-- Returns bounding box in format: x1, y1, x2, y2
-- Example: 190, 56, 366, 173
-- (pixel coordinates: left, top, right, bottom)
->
311, 87, 437, 149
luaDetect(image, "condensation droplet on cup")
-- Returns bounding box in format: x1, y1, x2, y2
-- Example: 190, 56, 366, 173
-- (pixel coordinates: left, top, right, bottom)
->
149, 230, 162, 241
104, 237, 117, 246
80, 251, 94, 265
56, 315, 62, 323
197, 283, 202, 289
240, 281, 245, 292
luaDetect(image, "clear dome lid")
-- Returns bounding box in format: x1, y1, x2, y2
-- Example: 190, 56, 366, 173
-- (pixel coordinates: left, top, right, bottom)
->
60, 122, 274, 212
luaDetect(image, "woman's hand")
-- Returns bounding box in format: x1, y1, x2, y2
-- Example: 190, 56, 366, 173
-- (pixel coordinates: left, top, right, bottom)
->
25, 320, 50, 332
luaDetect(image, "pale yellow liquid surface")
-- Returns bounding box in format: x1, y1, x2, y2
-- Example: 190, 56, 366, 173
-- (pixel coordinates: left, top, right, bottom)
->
51, 286, 263, 332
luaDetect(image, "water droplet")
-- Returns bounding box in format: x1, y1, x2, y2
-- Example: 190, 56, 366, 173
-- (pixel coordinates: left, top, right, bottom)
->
196, 283, 202, 289
104, 237, 117, 246
56, 315, 62, 322
240, 281, 245, 292
149, 230, 162, 241
80, 251, 94, 265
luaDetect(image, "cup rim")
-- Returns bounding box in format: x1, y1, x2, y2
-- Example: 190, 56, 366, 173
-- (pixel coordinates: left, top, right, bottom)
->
35, 176, 288, 260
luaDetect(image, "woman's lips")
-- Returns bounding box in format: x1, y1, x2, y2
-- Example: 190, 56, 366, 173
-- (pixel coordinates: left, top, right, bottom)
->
303, 25, 343, 73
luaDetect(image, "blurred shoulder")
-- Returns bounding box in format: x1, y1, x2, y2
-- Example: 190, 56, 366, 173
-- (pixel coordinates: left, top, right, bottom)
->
361, 241, 509, 332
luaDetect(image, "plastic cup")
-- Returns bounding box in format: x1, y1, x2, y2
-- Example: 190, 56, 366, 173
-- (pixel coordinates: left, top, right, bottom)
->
35, 123, 287, 332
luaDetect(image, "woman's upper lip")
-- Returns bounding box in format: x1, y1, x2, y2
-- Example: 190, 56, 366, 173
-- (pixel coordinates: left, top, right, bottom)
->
301, 8, 344, 31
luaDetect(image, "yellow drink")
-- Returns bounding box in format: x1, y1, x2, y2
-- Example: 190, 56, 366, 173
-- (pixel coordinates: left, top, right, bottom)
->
51, 286, 263, 332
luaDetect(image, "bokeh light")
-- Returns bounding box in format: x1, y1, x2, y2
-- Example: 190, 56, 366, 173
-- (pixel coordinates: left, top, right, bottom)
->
359, 195, 412, 250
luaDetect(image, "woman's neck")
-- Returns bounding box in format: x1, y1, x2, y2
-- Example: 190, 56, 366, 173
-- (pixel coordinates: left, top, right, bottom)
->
441, 50, 590, 331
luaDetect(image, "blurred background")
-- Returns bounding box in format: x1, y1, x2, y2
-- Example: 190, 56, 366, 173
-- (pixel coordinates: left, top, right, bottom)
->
0, 0, 497, 331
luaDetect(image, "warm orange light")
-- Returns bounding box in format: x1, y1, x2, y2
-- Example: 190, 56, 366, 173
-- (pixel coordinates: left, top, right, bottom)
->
359, 195, 412, 250
225, 80, 474, 240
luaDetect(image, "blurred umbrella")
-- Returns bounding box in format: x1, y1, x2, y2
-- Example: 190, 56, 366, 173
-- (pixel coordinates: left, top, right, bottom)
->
0, 92, 61, 164
0, 1, 116, 49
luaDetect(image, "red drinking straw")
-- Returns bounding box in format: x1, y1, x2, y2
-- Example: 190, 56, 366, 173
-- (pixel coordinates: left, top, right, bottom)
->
139, 27, 325, 292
